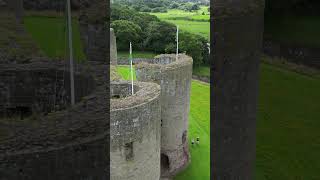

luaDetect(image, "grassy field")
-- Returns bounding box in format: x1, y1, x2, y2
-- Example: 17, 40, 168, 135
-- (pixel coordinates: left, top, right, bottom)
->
193, 65, 210, 77
256, 63, 320, 180
265, 15, 320, 48
24, 16, 86, 61
150, 6, 210, 40
118, 51, 157, 59
117, 66, 210, 180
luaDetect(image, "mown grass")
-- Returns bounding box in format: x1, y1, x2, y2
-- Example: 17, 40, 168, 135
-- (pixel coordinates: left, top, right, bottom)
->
193, 65, 210, 77
24, 16, 86, 61
265, 15, 320, 48
256, 63, 320, 180
117, 51, 156, 59
150, 6, 210, 40
117, 66, 210, 180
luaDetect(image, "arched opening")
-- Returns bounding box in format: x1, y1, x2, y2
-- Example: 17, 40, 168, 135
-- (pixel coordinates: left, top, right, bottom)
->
161, 153, 170, 174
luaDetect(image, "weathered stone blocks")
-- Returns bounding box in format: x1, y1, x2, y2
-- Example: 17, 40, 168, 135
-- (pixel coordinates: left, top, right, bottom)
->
110, 81, 161, 180
212, 0, 265, 179
110, 28, 117, 65
135, 54, 193, 177
0, 60, 108, 180
79, 0, 107, 62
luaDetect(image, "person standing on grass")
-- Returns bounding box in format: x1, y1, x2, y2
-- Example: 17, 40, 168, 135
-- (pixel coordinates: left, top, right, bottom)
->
196, 136, 200, 145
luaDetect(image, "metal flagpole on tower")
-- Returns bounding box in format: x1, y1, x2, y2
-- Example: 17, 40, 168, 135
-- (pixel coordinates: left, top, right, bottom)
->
176, 25, 179, 61
130, 42, 134, 95
67, 0, 75, 106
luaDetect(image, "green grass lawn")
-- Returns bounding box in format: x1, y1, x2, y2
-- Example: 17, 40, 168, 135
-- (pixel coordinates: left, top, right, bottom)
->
117, 51, 157, 59
265, 15, 320, 48
117, 66, 210, 180
150, 7, 210, 40
24, 16, 86, 61
256, 63, 320, 180
193, 65, 210, 77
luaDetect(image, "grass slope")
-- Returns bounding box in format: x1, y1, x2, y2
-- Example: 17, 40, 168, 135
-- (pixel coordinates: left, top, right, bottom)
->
150, 7, 210, 40
256, 63, 320, 180
117, 51, 156, 59
117, 66, 210, 180
24, 16, 86, 61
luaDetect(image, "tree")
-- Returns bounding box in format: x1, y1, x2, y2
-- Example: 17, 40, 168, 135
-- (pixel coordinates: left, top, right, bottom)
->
144, 21, 176, 53
191, 4, 200, 11
171, 2, 179, 9
179, 31, 209, 66
111, 20, 142, 50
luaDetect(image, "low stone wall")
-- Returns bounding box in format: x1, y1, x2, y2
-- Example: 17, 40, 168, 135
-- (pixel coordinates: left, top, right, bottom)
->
117, 58, 152, 65
192, 75, 210, 83
263, 39, 320, 69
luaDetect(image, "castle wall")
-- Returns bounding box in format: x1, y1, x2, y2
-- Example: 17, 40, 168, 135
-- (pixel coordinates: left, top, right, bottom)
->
79, 0, 107, 62
212, 0, 265, 179
110, 81, 161, 180
0, 63, 95, 115
110, 28, 117, 65
135, 54, 193, 177
0, 61, 108, 180
0, 135, 107, 180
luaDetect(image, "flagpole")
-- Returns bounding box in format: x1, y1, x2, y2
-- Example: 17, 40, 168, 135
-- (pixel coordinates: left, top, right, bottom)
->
130, 42, 134, 95
176, 25, 179, 61
67, 0, 75, 106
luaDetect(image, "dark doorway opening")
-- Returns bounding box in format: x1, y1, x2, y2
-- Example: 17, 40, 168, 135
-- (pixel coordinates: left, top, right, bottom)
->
124, 142, 134, 161
4, 106, 32, 120
161, 153, 170, 174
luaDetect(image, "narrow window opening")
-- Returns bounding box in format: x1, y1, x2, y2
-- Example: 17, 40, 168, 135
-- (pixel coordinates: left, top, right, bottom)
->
124, 142, 134, 161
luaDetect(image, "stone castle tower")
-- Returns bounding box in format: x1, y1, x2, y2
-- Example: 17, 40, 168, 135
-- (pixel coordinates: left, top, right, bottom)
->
110, 26, 193, 179
136, 54, 193, 177
212, 0, 265, 179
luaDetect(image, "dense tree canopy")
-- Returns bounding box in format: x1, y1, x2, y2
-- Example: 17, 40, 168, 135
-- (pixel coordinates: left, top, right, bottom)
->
111, 4, 210, 66
265, 0, 320, 16
111, 20, 142, 50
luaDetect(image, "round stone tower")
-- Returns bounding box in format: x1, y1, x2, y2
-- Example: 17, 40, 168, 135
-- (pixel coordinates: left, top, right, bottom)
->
79, 0, 107, 62
212, 0, 265, 179
110, 28, 117, 65
135, 54, 193, 177
110, 81, 161, 180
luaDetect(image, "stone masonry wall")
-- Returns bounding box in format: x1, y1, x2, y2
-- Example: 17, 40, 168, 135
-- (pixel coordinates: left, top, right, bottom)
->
212, 0, 265, 179
110, 81, 161, 180
79, 0, 107, 62
263, 39, 320, 69
135, 54, 193, 177
0, 60, 108, 180
0, 62, 95, 115
110, 28, 117, 65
